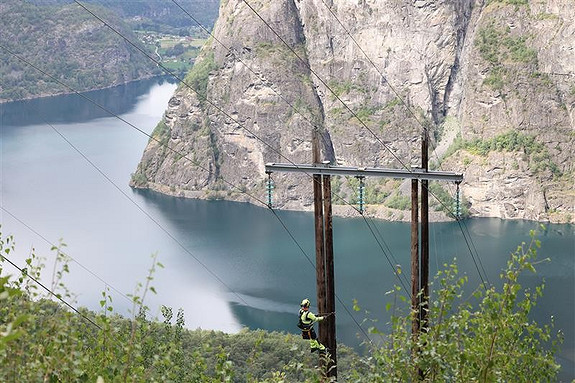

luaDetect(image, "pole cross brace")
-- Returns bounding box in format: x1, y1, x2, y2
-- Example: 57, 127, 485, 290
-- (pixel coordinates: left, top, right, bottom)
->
265, 163, 463, 182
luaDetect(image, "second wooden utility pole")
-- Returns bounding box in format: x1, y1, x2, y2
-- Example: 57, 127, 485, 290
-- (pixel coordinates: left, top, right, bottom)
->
311, 130, 337, 379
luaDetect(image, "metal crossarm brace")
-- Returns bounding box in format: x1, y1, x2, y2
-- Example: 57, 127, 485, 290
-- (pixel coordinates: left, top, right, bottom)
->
265, 162, 463, 182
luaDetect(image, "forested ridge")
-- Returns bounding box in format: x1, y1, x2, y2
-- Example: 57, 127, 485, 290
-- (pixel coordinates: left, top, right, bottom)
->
0, 0, 160, 102
28, 0, 220, 32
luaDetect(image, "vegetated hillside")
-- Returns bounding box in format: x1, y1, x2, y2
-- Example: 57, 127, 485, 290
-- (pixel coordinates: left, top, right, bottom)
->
29, 0, 221, 32
0, 0, 158, 102
133, 0, 574, 224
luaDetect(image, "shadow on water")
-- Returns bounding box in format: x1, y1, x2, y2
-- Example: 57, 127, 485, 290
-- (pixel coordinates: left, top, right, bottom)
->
0, 76, 174, 127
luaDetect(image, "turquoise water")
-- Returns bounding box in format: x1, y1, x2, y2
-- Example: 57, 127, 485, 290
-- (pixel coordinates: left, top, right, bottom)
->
1, 79, 573, 380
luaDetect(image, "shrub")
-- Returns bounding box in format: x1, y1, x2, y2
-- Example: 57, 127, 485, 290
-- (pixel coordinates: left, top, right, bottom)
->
386, 193, 411, 210
361, 230, 561, 382
184, 51, 218, 103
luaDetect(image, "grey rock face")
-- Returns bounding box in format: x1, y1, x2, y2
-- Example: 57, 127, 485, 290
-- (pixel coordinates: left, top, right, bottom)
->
133, 0, 574, 223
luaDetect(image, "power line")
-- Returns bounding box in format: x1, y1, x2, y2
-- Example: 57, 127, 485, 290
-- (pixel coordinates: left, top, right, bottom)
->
1, 206, 133, 305
362, 215, 410, 289
47, 117, 254, 307
457, 219, 490, 287
0, 251, 102, 331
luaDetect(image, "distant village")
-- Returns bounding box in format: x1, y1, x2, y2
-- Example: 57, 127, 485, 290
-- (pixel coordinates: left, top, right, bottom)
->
135, 30, 206, 72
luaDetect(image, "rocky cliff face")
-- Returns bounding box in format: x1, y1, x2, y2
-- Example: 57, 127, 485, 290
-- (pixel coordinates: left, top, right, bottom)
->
133, 0, 574, 223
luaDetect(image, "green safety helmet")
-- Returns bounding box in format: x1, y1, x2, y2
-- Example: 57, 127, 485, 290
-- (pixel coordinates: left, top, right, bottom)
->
300, 298, 310, 308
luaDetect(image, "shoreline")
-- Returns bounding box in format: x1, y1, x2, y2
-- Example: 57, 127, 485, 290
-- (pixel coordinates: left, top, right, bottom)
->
133, 183, 574, 225
0, 74, 165, 105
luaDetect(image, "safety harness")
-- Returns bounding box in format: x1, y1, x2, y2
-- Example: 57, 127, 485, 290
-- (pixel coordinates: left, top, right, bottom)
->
298, 309, 313, 339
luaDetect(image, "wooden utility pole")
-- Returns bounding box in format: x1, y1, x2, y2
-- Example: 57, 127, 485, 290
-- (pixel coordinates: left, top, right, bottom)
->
410, 178, 419, 338
420, 128, 430, 333
323, 174, 337, 376
311, 129, 336, 379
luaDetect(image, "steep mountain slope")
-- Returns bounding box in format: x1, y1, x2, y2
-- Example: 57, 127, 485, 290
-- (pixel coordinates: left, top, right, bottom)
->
133, 0, 574, 223
0, 0, 157, 101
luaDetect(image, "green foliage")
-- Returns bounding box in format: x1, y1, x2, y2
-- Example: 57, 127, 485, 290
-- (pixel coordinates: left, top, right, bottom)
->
354, 105, 381, 123
30, 0, 219, 35
363, 230, 562, 382
0, 225, 565, 382
385, 193, 411, 210
332, 177, 392, 207
130, 170, 148, 187
483, 67, 506, 90
138, 32, 206, 77
327, 79, 367, 99
475, 21, 537, 90
487, 0, 528, 5
443, 132, 465, 160
477, 23, 503, 64
328, 80, 352, 97
364, 180, 391, 205
504, 35, 538, 63
152, 120, 171, 145
184, 52, 218, 104
254, 43, 307, 68
444, 131, 561, 178
384, 97, 402, 109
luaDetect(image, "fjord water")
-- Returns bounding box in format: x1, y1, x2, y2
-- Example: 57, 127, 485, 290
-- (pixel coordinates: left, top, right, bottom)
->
1, 79, 573, 379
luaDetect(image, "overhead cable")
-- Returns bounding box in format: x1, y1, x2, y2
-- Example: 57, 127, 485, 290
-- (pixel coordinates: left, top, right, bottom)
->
1, 206, 132, 305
